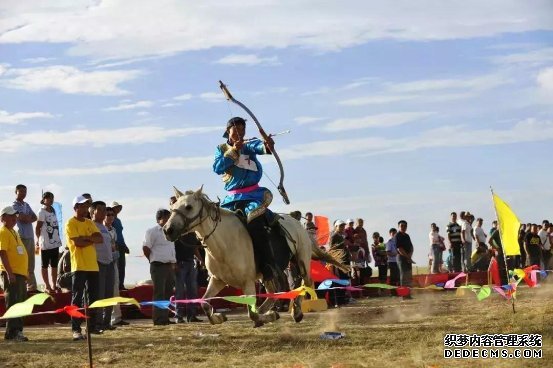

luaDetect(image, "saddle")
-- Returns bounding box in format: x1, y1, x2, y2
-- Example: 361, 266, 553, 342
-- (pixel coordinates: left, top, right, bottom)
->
233, 210, 292, 273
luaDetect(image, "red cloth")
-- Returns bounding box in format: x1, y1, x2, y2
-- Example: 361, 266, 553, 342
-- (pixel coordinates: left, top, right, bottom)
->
396, 287, 410, 297
314, 216, 330, 246
489, 257, 501, 286
310, 260, 337, 282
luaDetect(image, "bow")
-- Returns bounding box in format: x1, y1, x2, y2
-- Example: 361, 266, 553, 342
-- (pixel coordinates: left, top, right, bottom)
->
219, 80, 290, 205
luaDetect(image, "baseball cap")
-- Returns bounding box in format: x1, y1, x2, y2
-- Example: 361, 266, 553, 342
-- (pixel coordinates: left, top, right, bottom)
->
223, 117, 246, 138
335, 220, 346, 226
40, 191, 54, 205
347, 218, 354, 224
110, 201, 122, 208
72, 195, 90, 207
0, 206, 18, 216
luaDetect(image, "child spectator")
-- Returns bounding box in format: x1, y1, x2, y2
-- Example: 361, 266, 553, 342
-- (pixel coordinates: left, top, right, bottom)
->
35, 192, 62, 293
372, 233, 388, 283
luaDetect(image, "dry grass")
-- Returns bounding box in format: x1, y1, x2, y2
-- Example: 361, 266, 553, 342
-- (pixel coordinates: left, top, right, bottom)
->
1, 285, 552, 368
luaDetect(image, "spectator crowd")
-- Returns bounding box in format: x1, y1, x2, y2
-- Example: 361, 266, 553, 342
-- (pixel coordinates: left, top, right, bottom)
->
1, 185, 551, 342
0, 185, 204, 342
301, 211, 552, 301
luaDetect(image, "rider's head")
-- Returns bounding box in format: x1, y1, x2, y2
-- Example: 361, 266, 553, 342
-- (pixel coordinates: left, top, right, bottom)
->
223, 117, 246, 142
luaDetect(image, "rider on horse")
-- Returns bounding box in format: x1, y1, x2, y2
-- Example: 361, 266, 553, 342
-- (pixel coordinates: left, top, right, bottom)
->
213, 117, 278, 281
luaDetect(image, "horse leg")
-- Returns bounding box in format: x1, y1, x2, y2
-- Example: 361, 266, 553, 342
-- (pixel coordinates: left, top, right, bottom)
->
201, 277, 228, 325
290, 240, 315, 323
257, 268, 288, 315
243, 281, 280, 328
289, 262, 305, 323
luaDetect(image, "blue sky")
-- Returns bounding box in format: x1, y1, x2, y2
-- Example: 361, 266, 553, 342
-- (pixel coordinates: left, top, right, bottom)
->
1, 1, 552, 283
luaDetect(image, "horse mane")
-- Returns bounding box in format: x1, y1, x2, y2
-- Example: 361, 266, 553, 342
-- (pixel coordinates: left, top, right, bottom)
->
188, 191, 235, 218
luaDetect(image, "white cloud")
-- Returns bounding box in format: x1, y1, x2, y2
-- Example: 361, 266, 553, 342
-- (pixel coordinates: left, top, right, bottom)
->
301, 78, 374, 96
0, 64, 9, 76
104, 100, 153, 111
92, 55, 165, 69
301, 87, 332, 96
294, 116, 327, 125
339, 92, 476, 106
161, 102, 181, 108
22, 57, 56, 64
111, 196, 172, 221
23, 118, 553, 177
215, 54, 280, 66
280, 118, 553, 159
0, 125, 220, 152
198, 92, 225, 103
386, 75, 508, 93
0, 110, 54, 124
341, 77, 375, 90
340, 94, 416, 106
0, 65, 142, 95
173, 93, 193, 101
339, 74, 509, 106
250, 87, 289, 96
491, 47, 553, 66
1, 1, 551, 60
31, 156, 212, 176
321, 112, 435, 132
537, 67, 553, 91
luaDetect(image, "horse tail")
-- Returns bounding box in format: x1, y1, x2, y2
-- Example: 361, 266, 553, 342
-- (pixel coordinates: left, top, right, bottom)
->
311, 242, 350, 273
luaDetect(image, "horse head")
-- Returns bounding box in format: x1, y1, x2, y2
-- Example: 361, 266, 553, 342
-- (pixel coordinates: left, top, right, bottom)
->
163, 185, 206, 242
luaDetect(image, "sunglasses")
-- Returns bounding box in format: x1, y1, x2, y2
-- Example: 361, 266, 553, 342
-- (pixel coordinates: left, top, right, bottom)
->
106, 214, 115, 217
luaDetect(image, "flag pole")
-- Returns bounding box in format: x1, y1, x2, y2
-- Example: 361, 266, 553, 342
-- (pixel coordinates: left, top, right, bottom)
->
490, 186, 516, 314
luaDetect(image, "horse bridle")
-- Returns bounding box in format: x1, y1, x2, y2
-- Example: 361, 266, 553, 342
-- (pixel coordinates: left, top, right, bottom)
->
170, 197, 221, 244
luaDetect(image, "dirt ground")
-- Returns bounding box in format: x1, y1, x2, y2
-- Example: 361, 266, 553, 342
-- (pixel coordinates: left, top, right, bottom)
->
0, 285, 551, 368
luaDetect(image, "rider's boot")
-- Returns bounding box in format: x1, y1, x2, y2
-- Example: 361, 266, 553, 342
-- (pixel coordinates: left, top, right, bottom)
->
247, 216, 277, 281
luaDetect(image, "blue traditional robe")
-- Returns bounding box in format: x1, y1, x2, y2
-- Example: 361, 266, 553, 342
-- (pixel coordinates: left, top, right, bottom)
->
213, 139, 273, 222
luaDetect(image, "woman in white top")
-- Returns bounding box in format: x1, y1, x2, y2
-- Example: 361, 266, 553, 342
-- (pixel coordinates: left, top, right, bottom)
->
35, 192, 62, 293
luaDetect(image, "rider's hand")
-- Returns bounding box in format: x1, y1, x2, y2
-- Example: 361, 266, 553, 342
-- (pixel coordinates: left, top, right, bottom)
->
264, 136, 275, 152
233, 139, 244, 151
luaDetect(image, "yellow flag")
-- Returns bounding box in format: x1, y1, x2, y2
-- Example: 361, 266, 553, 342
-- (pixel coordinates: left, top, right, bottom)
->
89, 297, 140, 309
492, 193, 521, 256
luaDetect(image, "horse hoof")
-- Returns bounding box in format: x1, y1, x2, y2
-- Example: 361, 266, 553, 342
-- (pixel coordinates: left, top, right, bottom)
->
293, 312, 304, 323
253, 320, 264, 328
211, 313, 226, 324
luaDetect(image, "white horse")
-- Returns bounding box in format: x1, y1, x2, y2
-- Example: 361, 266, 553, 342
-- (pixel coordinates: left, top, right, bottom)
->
163, 186, 347, 327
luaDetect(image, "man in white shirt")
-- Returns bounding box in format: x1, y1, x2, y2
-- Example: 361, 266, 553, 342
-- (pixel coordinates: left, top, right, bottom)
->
142, 209, 176, 325
460, 213, 473, 272
473, 218, 487, 246
538, 220, 551, 270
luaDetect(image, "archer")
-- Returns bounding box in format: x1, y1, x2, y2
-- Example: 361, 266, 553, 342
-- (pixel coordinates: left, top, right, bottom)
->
212, 117, 278, 281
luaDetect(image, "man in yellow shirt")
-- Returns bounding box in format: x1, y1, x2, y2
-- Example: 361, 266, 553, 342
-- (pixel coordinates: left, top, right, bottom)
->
65, 195, 103, 341
0, 205, 29, 341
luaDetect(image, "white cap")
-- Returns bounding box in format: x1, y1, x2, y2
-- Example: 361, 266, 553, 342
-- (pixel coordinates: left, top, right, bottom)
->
346, 218, 354, 224
0, 206, 18, 216
110, 201, 122, 208
335, 220, 346, 226
72, 195, 89, 207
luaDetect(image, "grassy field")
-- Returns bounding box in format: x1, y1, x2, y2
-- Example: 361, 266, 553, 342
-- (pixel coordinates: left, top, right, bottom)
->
0, 285, 551, 368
